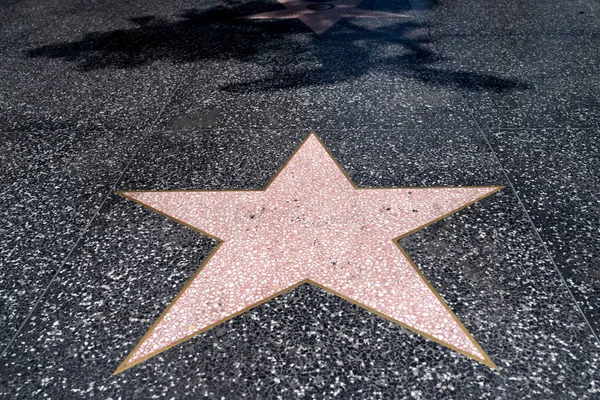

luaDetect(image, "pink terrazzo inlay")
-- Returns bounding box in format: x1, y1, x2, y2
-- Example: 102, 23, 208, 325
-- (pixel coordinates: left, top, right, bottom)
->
118, 133, 501, 372
239, 0, 410, 36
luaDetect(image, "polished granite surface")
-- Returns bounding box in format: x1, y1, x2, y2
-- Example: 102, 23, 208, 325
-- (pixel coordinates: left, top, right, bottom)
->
1, 0, 599, 397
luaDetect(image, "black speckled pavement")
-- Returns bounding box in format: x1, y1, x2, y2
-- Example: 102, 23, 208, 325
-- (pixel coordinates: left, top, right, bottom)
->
1, 0, 599, 397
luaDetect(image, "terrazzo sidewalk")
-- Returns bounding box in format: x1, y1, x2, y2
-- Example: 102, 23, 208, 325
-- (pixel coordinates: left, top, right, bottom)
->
0, 0, 599, 397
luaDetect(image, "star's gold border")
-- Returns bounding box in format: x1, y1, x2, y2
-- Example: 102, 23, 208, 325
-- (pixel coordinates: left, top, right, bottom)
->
114, 131, 502, 375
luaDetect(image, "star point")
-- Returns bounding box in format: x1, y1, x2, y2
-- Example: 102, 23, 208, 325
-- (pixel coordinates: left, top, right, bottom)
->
238, 0, 411, 35
115, 132, 501, 374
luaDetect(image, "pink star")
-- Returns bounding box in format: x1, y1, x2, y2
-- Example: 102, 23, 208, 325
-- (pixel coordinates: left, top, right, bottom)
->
238, 0, 411, 35
115, 132, 501, 374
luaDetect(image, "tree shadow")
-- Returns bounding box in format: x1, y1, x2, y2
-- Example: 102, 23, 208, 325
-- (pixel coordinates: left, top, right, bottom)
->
25, 3, 529, 93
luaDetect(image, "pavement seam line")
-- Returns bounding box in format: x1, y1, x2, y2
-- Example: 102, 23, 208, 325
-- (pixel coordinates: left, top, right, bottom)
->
406, 0, 600, 346
0, 64, 195, 360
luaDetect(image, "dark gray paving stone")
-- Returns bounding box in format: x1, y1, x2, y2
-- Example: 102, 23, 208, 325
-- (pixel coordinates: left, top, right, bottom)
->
1, 129, 598, 398
0, 55, 191, 132
321, 129, 501, 187
400, 190, 600, 399
0, 57, 57, 123
0, 0, 224, 57
2, 0, 493, 132
430, 35, 600, 129
0, 130, 143, 350
487, 128, 600, 335
154, 29, 479, 131
0, 0, 282, 60
0, 0, 203, 132
409, 0, 600, 37
58, 0, 468, 131
120, 129, 307, 190
119, 129, 502, 191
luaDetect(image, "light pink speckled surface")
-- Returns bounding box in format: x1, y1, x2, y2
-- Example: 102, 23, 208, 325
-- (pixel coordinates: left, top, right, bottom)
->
119, 134, 500, 371
239, 0, 410, 35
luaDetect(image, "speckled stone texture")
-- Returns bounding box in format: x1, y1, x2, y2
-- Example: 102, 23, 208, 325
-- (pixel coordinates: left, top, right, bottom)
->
430, 36, 600, 129
1, 0, 600, 395
486, 128, 600, 334
0, 57, 190, 132
141, 7, 483, 131
0, 130, 143, 350
0, 0, 194, 131
1, 129, 598, 398
153, 35, 480, 130
408, 0, 600, 36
